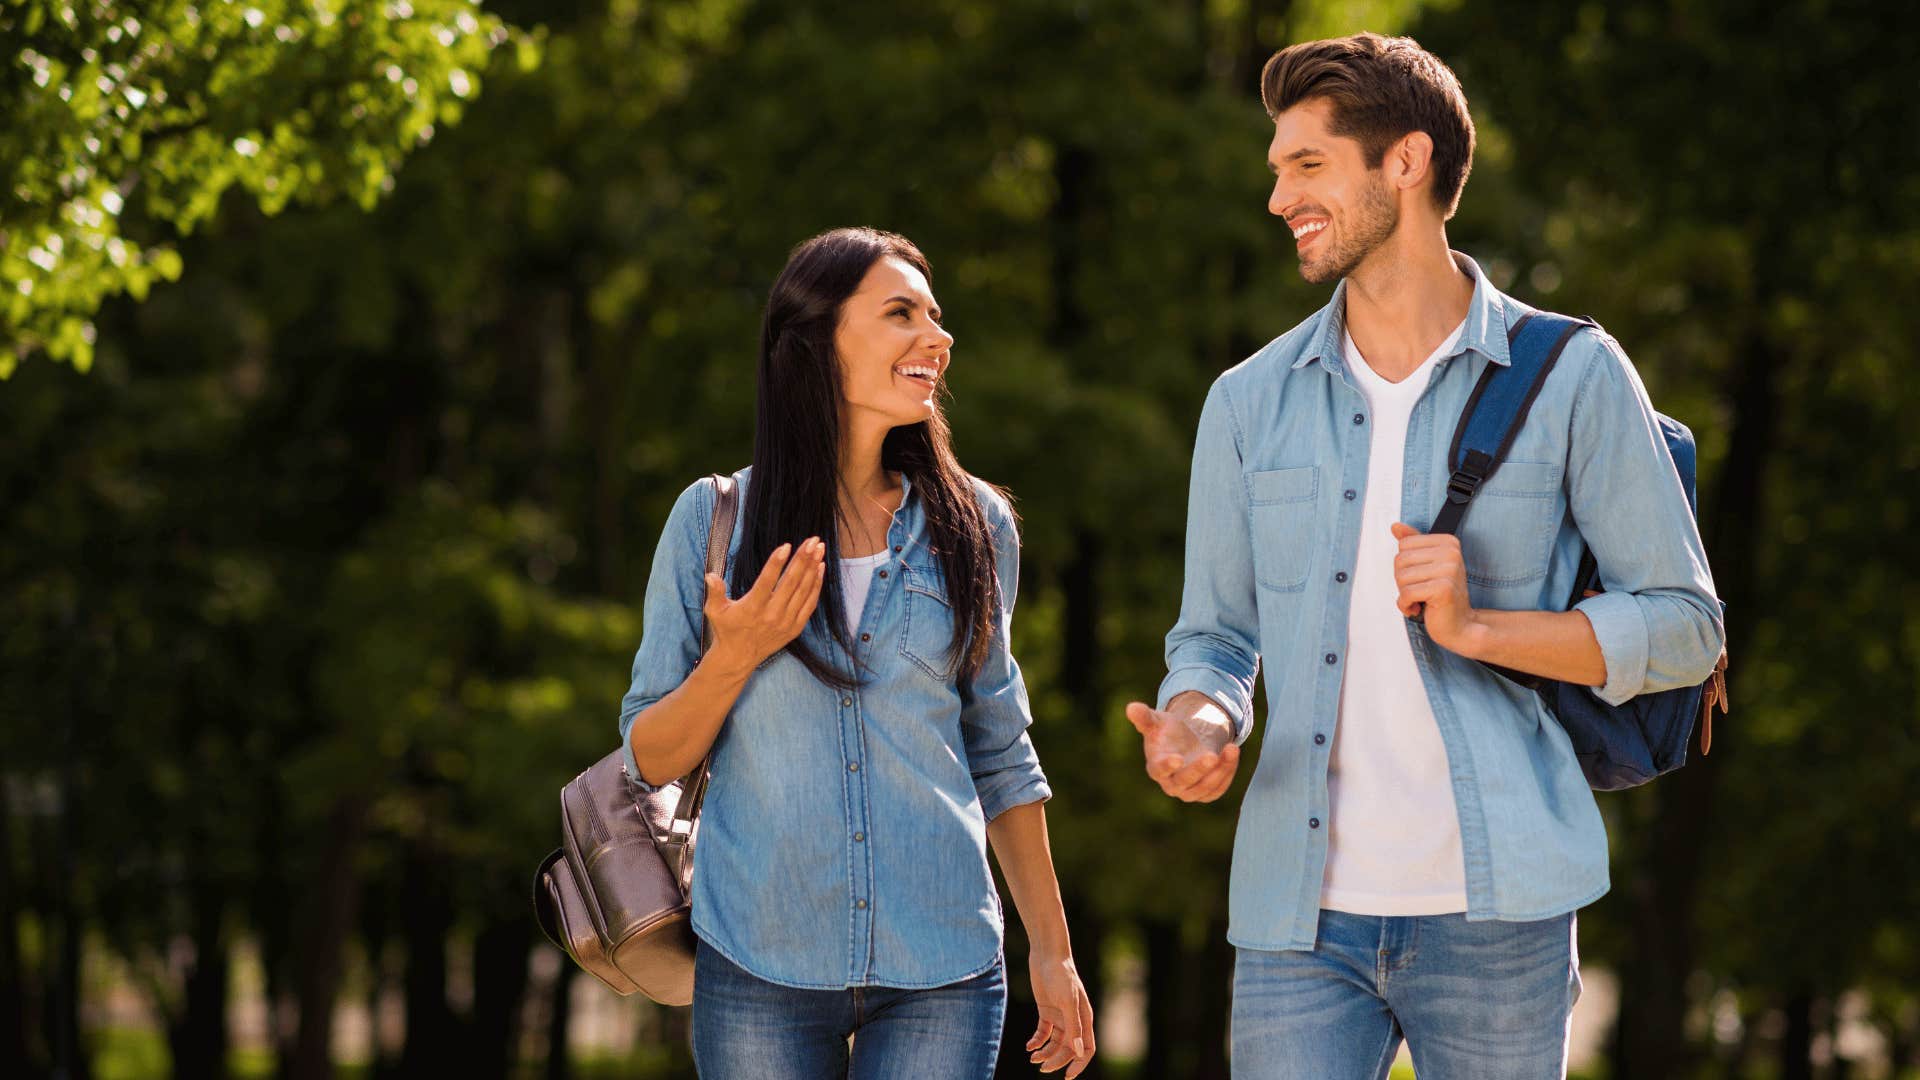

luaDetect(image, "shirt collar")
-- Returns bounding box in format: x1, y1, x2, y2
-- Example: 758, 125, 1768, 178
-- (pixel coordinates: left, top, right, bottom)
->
1293, 250, 1515, 371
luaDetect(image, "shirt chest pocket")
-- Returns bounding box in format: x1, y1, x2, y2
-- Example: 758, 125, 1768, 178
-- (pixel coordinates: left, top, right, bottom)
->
1458, 461, 1562, 588
900, 563, 960, 681
1247, 466, 1318, 593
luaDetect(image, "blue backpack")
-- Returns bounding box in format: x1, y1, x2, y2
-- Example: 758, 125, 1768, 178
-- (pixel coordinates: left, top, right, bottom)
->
1429, 308, 1729, 790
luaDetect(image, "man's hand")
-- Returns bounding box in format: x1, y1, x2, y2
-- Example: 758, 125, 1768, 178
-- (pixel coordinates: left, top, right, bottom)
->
1124, 693, 1239, 802
1391, 522, 1481, 655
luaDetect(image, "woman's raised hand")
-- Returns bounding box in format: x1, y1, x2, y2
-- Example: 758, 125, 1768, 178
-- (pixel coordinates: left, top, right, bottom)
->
703, 538, 826, 672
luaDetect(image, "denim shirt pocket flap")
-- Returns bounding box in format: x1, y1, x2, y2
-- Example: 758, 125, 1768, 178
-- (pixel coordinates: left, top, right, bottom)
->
900, 563, 959, 680
1247, 465, 1319, 505
1460, 461, 1562, 588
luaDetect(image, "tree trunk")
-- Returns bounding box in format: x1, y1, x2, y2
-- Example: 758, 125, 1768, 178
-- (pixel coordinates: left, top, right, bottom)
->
1193, 919, 1233, 1080
543, 964, 574, 1080
165, 876, 230, 1080
467, 911, 531, 1080
1779, 988, 1814, 1080
397, 832, 456, 1077
1142, 919, 1180, 1078
1611, 327, 1781, 1077
0, 784, 34, 1073
285, 796, 370, 1080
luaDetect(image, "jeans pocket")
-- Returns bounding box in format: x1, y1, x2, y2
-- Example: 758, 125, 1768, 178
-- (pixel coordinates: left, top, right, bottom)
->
1248, 466, 1318, 592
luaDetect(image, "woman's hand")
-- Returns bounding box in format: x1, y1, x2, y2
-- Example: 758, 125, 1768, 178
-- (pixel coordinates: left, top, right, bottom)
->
702, 538, 825, 673
1026, 948, 1095, 1077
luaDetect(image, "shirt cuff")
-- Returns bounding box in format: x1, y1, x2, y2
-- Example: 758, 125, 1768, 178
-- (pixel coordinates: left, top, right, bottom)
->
978, 773, 1052, 823
1577, 590, 1650, 706
1157, 666, 1253, 745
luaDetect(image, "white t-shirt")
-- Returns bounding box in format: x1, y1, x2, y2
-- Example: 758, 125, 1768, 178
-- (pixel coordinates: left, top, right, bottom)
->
839, 550, 892, 633
1319, 320, 1470, 916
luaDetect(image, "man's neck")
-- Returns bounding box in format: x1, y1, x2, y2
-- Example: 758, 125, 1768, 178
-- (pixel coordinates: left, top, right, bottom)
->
1341, 228, 1474, 383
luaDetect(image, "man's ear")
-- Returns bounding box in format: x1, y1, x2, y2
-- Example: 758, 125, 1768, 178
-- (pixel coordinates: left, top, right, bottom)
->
1389, 131, 1435, 196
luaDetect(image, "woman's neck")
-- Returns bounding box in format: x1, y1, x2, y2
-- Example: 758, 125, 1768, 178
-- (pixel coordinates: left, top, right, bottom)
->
838, 415, 898, 505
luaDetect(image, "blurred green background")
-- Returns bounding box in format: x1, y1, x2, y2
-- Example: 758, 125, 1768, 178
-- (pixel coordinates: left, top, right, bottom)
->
3, 1, 1917, 1077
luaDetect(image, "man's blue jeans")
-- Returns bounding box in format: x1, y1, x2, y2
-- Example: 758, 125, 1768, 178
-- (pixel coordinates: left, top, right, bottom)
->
690, 938, 1006, 1079
1231, 910, 1581, 1079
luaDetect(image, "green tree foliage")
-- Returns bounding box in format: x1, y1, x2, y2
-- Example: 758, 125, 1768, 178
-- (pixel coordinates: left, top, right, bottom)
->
0, 0, 526, 374
3, 1, 1916, 1078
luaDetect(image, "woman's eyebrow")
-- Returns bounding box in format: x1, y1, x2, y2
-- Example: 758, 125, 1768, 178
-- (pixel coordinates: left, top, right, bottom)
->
884, 295, 942, 321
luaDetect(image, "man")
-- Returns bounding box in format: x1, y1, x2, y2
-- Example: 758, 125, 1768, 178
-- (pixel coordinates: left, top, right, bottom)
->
1126, 33, 1724, 1079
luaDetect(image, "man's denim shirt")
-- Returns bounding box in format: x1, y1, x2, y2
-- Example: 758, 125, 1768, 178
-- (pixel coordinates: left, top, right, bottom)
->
1159, 253, 1724, 952
619, 468, 1049, 990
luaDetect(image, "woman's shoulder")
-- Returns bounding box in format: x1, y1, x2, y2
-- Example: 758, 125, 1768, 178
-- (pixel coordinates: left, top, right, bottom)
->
964, 474, 1018, 539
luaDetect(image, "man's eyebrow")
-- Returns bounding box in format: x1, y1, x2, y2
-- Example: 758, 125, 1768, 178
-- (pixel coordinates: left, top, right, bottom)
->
1269, 146, 1327, 171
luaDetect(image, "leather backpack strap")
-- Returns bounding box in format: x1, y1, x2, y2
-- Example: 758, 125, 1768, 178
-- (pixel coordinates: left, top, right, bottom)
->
667, 474, 739, 846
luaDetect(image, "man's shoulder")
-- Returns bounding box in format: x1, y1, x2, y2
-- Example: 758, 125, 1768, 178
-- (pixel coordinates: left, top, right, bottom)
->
1211, 303, 1335, 399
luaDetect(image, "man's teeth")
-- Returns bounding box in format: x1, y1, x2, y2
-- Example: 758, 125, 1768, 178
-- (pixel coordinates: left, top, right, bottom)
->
1292, 221, 1327, 240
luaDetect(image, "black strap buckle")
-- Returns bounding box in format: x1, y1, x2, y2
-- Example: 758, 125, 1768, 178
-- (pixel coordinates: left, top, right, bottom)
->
1445, 469, 1483, 505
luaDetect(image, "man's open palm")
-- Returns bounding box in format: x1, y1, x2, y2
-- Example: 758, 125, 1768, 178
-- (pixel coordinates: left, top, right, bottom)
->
1125, 699, 1240, 803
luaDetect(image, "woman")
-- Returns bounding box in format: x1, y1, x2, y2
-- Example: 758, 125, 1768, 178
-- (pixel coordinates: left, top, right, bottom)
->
617, 228, 1095, 1079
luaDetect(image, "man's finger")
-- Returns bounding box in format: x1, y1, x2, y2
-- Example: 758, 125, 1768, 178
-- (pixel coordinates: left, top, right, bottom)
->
1166, 752, 1220, 791
1124, 701, 1163, 736
1390, 521, 1421, 541
1146, 753, 1185, 786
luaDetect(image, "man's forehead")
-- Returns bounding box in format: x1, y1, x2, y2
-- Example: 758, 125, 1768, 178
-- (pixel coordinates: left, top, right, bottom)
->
1268, 99, 1349, 156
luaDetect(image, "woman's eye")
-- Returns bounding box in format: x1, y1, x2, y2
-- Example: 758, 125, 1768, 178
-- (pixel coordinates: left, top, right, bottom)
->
890, 309, 911, 320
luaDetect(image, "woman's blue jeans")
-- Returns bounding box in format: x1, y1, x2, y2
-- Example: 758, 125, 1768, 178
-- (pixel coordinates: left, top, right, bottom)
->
1231, 909, 1582, 1080
690, 939, 1006, 1079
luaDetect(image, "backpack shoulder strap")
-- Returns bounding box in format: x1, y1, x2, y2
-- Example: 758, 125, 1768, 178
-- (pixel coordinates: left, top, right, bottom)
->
1429, 307, 1595, 537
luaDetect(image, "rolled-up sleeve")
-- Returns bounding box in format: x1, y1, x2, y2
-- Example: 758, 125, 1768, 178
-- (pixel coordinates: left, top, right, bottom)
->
1566, 332, 1726, 705
1157, 379, 1262, 743
959, 491, 1051, 822
616, 478, 713, 788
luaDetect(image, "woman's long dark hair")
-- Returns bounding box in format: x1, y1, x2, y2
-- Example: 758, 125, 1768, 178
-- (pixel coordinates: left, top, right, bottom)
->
737, 227, 1003, 689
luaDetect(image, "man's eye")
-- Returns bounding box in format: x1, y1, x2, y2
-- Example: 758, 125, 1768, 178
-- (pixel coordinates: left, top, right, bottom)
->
1301, 162, 1321, 172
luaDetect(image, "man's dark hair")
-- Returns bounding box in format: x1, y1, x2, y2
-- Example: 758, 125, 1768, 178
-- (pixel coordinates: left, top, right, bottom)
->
1260, 33, 1475, 219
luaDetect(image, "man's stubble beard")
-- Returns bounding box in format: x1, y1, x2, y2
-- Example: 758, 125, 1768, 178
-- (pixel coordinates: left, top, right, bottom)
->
1300, 173, 1400, 286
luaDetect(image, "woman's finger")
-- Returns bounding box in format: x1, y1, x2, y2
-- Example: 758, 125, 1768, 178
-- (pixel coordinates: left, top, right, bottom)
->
1065, 990, 1096, 1078
768, 537, 819, 608
745, 543, 795, 604
780, 542, 825, 628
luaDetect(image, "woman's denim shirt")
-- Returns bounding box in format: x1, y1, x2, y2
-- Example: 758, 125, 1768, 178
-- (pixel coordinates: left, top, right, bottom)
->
618, 468, 1050, 990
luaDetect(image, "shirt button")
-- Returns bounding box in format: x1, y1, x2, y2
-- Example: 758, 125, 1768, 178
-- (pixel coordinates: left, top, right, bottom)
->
855, 899, 868, 910
1314, 733, 1327, 745
1309, 817, 1321, 829
1335, 571, 1348, 583
893, 545, 903, 553
860, 633, 871, 642
1325, 652, 1338, 665
877, 569, 888, 579
848, 762, 859, 772
1353, 413, 1365, 425
853, 832, 865, 842
841, 697, 853, 707
1344, 489, 1357, 501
